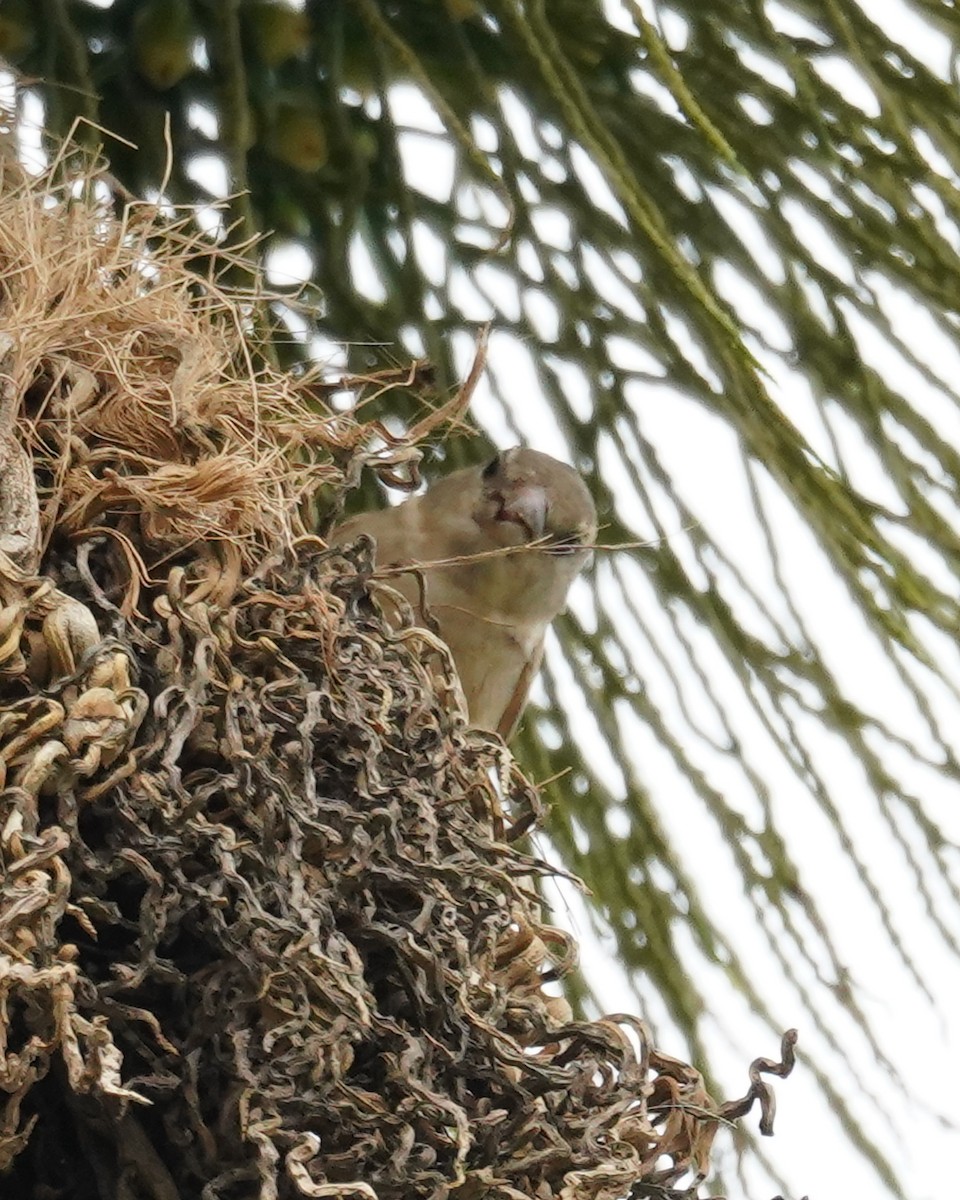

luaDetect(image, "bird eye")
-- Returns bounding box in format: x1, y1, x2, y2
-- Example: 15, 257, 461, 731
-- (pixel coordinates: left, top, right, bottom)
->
482, 454, 501, 479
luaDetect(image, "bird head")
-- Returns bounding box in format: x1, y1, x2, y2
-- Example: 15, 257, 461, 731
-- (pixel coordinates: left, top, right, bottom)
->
473, 447, 597, 561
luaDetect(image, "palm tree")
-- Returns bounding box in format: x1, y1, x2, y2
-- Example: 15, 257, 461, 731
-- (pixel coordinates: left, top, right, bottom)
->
4, 1, 959, 1196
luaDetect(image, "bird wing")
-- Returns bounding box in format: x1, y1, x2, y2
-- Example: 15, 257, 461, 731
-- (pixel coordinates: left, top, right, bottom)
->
495, 638, 544, 740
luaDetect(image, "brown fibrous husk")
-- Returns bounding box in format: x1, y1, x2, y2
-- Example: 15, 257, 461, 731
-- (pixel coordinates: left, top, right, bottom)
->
0, 146, 794, 1200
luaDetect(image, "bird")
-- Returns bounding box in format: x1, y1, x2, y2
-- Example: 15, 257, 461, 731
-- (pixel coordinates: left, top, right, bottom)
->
331, 447, 597, 738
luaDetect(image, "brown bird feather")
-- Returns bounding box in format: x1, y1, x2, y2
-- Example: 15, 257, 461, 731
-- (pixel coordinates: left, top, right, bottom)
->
332, 447, 597, 738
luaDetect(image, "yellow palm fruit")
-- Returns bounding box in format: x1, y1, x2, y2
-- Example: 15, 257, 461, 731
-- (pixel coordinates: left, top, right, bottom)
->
245, 2, 311, 68
133, 0, 196, 91
266, 101, 327, 172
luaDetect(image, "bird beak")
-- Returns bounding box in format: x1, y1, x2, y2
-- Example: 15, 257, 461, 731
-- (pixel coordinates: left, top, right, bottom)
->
499, 484, 547, 540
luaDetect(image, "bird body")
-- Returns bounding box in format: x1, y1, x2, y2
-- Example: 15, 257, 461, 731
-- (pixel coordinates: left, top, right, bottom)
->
332, 448, 596, 737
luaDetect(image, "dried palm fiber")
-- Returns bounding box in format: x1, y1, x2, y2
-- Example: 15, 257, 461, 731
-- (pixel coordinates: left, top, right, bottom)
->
0, 150, 795, 1199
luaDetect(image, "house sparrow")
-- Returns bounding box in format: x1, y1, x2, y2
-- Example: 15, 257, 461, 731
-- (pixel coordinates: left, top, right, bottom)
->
331, 447, 597, 738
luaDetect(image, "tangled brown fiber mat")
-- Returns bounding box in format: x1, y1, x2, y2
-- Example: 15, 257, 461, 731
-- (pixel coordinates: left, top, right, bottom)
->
0, 150, 795, 1200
